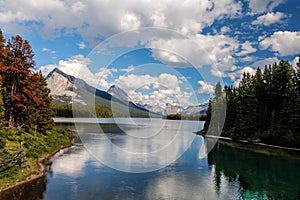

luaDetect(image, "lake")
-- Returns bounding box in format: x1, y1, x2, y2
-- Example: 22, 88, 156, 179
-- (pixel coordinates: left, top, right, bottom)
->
39, 118, 300, 199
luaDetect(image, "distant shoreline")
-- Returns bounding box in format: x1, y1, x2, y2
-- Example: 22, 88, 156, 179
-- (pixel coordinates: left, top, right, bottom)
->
195, 133, 300, 158
203, 134, 300, 152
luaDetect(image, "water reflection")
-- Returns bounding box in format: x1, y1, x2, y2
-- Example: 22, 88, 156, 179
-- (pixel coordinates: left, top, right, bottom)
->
45, 134, 240, 200
207, 141, 300, 199
75, 119, 202, 173
40, 119, 300, 200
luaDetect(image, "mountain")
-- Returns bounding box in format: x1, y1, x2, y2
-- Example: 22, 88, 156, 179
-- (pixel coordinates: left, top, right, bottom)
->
107, 85, 130, 103
46, 68, 207, 116
181, 104, 208, 114
141, 104, 165, 115
165, 103, 182, 115
140, 103, 207, 115
107, 85, 149, 112
46, 68, 151, 117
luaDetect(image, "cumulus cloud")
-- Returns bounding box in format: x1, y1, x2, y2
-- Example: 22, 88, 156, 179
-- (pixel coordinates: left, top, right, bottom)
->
115, 73, 180, 91
220, 26, 231, 34
228, 67, 256, 87
40, 54, 196, 106
40, 54, 115, 89
0, 0, 256, 81
115, 73, 195, 107
252, 12, 288, 26
292, 56, 300, 69
77, 41, 87, 49
236, 41, 257, 56
198, 81, 214, 94
42, 47, 50, 52
251, 57, 279, 68
248, 0, 285, 14
120, 65, 135, 73
259, 31, 300, 56
148, 34, 239, 77
0, 0, 242, 41
116, 74, 157, 91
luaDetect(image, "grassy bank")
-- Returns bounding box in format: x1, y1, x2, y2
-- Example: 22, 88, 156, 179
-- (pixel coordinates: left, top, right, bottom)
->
0, 128, 74, 190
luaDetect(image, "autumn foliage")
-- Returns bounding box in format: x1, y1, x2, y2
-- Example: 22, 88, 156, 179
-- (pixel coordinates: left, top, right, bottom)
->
0, 30, 53, 133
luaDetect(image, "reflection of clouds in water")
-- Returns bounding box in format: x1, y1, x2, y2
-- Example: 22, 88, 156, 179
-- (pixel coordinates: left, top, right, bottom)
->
51, 147, 94, 177
145, 166, 240, 200
48, 130, 241, 199
80, 120, 203, 173
198, 141, 207, 159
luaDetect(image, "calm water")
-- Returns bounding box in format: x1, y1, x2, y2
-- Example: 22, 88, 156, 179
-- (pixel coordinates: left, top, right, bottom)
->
40, 118, 300, 200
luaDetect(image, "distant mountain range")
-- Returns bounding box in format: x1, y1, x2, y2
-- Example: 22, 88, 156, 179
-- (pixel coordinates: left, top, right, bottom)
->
46, 68, 150, 117
46, 68, 208, 115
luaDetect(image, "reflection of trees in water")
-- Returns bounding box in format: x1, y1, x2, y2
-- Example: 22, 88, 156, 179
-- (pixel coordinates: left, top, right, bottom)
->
207, 141, 300, 199
0, 175, 47, 200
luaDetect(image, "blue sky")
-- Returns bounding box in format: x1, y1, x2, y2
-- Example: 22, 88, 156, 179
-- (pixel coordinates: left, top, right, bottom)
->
1, 0, 300, 107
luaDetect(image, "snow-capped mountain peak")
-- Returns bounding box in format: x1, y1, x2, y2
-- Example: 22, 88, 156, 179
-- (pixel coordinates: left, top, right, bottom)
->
107, 85, 131, 103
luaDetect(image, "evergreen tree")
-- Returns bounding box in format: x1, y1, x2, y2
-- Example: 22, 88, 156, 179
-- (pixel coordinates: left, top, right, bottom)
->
223, 86, 236, 136
215, 82, 222, 98
0, 76, 5, 123
0, 31, 5, 124
0, 32, 54, 132
29, 71, 54, 133
1, 35, 35, 128
201, 59, 300, 147
202, 98, 212, 134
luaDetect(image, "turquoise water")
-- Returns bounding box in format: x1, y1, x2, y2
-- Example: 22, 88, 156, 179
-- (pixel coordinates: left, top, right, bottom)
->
41, 119, 300, 200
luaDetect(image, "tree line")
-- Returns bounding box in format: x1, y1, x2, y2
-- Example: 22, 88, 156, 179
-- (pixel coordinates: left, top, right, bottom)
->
53, 104, 114, 118
202, 59, 300, 148
0, 30, 53, 133
163, 113, 207, 121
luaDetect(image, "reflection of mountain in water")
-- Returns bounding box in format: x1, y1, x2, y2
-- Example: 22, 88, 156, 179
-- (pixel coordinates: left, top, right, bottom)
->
207, 141, 300, 199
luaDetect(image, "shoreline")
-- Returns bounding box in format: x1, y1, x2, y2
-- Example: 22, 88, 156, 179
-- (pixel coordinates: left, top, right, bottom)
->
203, 134, 300, 152
0, 140, 75, 198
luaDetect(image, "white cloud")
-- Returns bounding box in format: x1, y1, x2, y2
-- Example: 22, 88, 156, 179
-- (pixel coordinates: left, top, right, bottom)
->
120, 65, 135, 73
116, 74, 157, 91
40, 54, 116, 89
157, 73, 180, 89
115, 73, 180, 91
251, 57, 279, 68
42, 47, 50, 52
220, 26, 231, 34
198, 81, 214, 94
0, 0, 242, 42
77, 41, 87, 49
248, 0, 285, 14
40, 54, 196, 106
236, 41, 257, 56
38, 64, 56, 75
230, 57, 281, 87
239, 56, 257, 62
0, 0, 246, 80
252, 12, 287, 26
292, 56, 300, 69
115, 73, 195, 107
260, 31, 300, 56
148, 34, 240, 77
229, 67, 256, 87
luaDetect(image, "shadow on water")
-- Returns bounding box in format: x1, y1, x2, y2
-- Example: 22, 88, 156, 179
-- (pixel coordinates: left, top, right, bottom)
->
207, 140, 300, 199
0, 175, 47, 200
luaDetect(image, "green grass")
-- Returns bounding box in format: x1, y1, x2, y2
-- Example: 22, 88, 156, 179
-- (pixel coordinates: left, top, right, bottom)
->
0, 128, 74, 190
